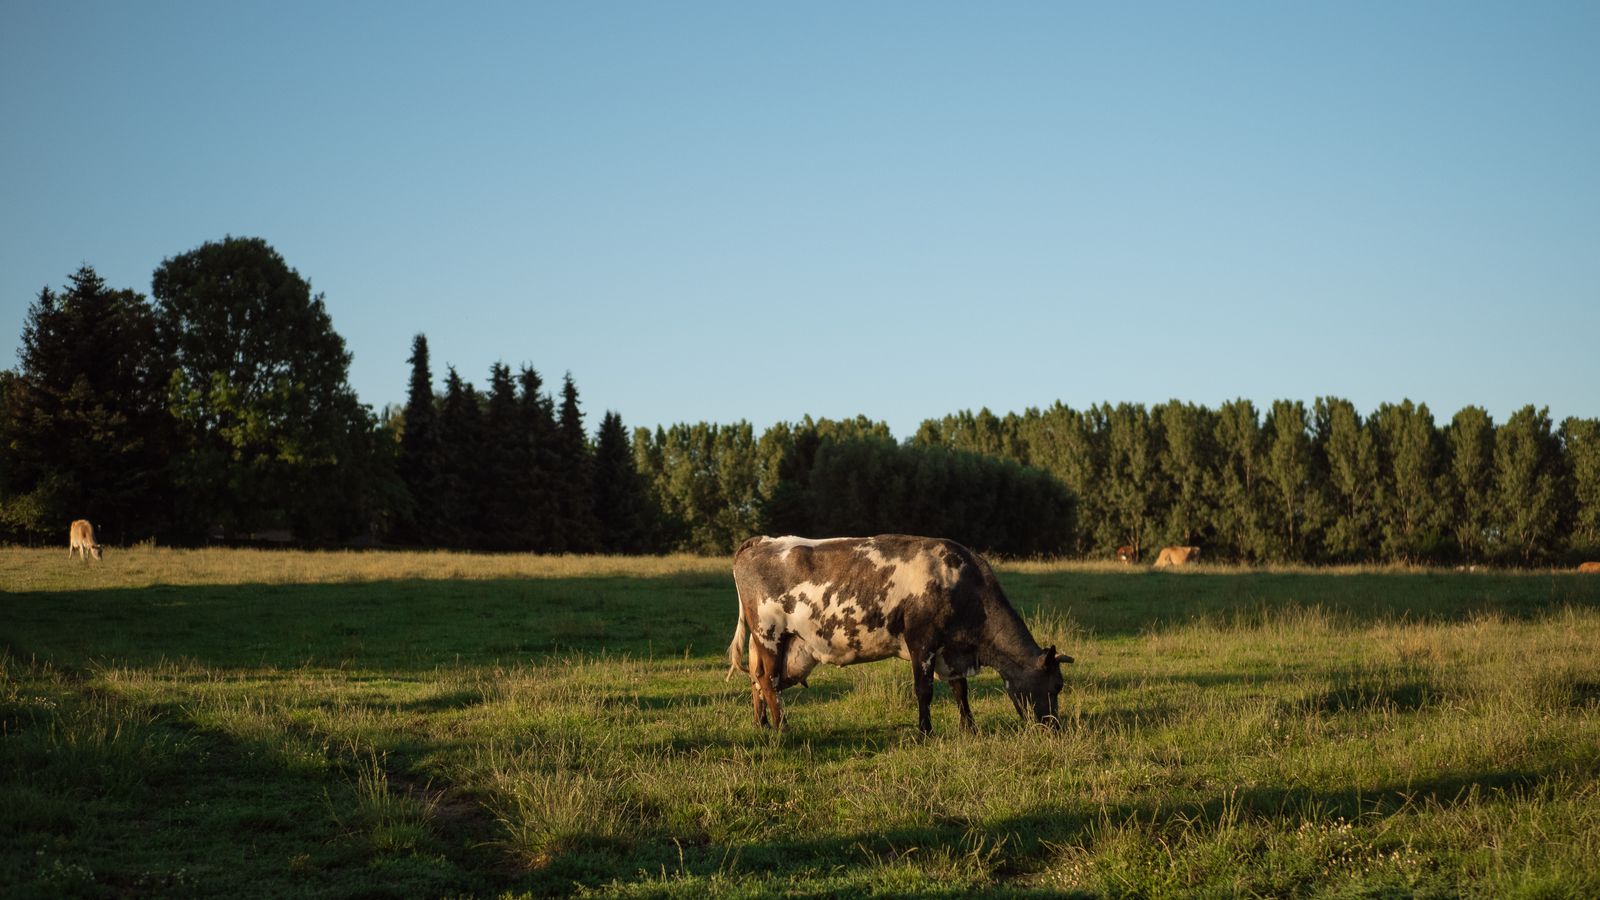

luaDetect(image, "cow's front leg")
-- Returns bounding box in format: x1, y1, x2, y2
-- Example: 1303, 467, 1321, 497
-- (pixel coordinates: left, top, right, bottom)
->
908, 648, 936, 735
950, 677, 976, 732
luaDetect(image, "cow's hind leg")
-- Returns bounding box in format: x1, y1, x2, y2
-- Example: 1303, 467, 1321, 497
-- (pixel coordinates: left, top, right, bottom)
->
950, 677, 976, 732
750, 640, 785, 731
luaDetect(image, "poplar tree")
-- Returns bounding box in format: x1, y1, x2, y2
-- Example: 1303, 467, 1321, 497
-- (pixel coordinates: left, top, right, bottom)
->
1492, 405, 1565, 564
1102, 403, 1164, 560
1446, 406, 1496, 562
1262, 399, 1324, 562
1562, 417, 1600, 560
1213, 399, 1267, 561
1314, 397, 1380, 562
1371, 400, 1447, 563
1155, 400, 1217, 551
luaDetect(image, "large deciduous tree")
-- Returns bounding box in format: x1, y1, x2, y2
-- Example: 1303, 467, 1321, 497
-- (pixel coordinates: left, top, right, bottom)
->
153, 236, 378, 540
1446, 406, 1496, 563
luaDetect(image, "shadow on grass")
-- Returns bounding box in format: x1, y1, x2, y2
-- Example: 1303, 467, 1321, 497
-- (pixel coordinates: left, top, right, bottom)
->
10, 571, 1599, 674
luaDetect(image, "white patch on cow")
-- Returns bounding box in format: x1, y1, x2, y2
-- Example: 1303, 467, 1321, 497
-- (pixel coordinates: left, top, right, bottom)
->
755, 579, 908, 668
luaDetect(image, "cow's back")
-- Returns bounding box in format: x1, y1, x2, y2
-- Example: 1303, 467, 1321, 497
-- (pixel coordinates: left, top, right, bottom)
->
734, 535, 968, 667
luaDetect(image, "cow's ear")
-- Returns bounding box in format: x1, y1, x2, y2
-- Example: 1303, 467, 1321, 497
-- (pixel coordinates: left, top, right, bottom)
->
1039, 646, 1056, 669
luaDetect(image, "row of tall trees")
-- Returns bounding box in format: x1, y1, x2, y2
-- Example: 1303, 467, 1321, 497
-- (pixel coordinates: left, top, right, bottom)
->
389, 336, 651, 553
912, 400, 1599, 564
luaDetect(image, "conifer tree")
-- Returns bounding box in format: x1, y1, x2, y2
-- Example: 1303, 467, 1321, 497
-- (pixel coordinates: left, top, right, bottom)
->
435, 367, 482, 547
592, 410, 653, 553
395, 334, 442, 544
1102, 403, 1164, 560
3, 266, 172, 541
479, 363, 529, 550
517, 366, 562, 552
1213, 399, 1267, 561
1154, 401, 1217, 551
554, 373, 599, 552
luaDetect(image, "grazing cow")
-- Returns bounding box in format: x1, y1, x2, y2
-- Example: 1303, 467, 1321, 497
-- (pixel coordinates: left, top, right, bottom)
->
69, 520, 102, 561
728, 534, 1071, 734
1579, 562, 1600, 574
1153, 545, 1200, 567
1115, 544, 1137, 564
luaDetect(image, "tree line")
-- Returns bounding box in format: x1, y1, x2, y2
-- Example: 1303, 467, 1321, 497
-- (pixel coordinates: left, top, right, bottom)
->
5, 237, 1597, 563
910, 400, 1600, 565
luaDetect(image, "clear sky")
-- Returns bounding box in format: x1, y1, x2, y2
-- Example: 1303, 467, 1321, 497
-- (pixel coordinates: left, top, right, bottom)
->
4, 1, 1597, 440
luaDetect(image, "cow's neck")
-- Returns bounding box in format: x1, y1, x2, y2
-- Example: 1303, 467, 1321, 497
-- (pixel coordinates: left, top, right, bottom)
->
975, 604, 1044, 681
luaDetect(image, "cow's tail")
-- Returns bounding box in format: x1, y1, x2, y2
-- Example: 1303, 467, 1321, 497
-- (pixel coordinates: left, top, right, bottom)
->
725, 607, 747, 681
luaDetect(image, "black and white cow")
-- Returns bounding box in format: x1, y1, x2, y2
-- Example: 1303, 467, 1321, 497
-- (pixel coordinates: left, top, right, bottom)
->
728, 534, 1071, 733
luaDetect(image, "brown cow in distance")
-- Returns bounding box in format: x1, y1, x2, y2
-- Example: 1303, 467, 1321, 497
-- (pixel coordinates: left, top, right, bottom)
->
1154, 546, 1200, 568
1579, 562, 1600, 574
1116, 545, 1137, 564
69, 520, 102, 561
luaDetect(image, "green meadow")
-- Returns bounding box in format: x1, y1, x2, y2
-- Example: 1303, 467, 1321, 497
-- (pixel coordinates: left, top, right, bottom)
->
3, 548, 1599, 897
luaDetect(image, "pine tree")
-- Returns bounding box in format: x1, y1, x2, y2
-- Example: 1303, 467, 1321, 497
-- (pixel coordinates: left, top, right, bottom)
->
554, 373, 599, 552
395, 334, 442, 544
592, 411, 653, 553
517, 366, 562, 552
479, 363, 529, 550
3, 266, 172, 542
435, 367, 483, 547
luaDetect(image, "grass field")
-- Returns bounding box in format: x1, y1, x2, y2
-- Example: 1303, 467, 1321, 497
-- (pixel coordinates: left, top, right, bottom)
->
3, 548, 1599, 898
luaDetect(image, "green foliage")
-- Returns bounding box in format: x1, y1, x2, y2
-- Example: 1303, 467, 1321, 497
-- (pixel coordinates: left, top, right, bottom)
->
1315, 397, 1380, 562
1492, 406, 1567, 564
1212, 399, 1270, 562
1447, 406, 1497, 563
152, 237, 387, 541
2, 267, 173, 543
593, 411, 654, 553
1262, 399, 1326, 562
1371, 400, 1448, 563
1561, 417, 1600, 560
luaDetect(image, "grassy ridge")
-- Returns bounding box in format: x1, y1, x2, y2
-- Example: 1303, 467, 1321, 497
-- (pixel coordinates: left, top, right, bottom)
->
4, 548, 1600, 897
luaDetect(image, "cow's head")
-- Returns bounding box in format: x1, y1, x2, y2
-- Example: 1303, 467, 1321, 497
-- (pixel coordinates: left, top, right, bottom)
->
90, 543, 103, 560
1004, 646, 1071, 728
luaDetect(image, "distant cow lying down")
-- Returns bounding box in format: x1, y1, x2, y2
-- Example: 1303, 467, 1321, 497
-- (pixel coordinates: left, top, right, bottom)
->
728, 534, 1071, 734
69, 519, 102, 561
1154, 546, 1200, 567
1116, 545, 1137, 563
1579, 562, 1600, 574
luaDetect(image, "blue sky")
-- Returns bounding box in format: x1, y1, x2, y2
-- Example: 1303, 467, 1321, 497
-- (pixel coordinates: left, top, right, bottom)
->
4, 1, 1597, 440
